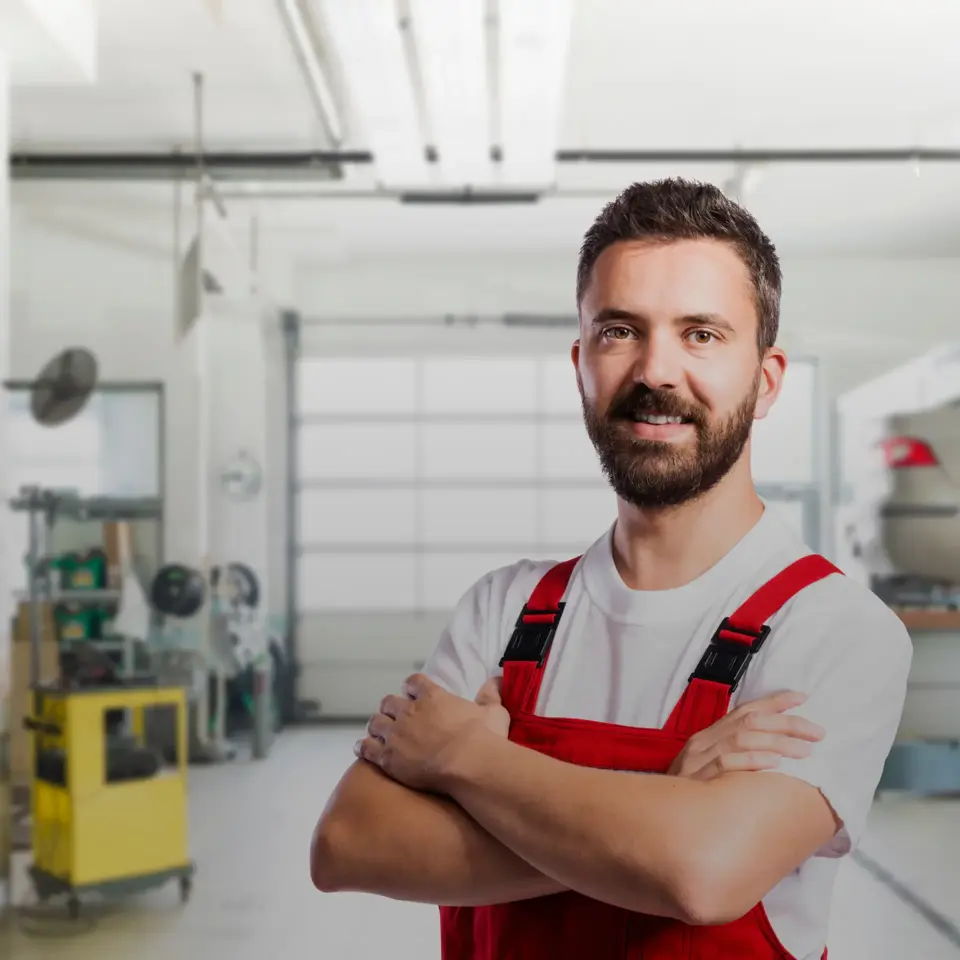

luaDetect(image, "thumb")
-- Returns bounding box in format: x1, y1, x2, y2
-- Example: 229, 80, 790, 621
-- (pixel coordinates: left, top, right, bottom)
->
475, 676, 503, 706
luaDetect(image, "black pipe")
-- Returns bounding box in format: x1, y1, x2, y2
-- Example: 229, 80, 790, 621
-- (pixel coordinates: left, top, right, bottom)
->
13, 145, 960, 181
555, 147, 960, 163
10, 149, 374, 180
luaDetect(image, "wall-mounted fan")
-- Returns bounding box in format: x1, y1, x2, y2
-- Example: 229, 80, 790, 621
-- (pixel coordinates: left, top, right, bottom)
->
28, 347, 99, 426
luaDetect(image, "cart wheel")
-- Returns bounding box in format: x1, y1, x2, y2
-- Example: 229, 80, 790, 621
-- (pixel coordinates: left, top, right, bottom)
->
67, 896, 80, 920
179, 876, 192, 904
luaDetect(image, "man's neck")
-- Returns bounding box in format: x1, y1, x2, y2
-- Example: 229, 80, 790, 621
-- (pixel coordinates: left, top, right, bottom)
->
611, 467, 764, 592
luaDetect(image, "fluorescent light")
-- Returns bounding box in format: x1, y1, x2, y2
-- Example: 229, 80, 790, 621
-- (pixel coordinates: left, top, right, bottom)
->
498, 0, 575, 187
321, 0, 428, 187
278, 0, 344, 144
408, 0, 490, 185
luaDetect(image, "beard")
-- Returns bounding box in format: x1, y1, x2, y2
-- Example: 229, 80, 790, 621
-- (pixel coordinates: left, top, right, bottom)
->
582, 372, 759, 510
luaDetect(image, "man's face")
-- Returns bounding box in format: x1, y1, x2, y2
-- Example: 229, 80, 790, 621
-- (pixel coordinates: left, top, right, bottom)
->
573, 238, 785, 510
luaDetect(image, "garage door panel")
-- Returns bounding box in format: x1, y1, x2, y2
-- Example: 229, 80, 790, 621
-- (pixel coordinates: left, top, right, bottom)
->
422, 423, 538, 479
422, 488, 538, 544
297, 358, 417, 415
422, 358, 538, 414
542, 423, 604, 479
292, 350, 824, 717
296, 610, 449, 663
298, 423, 417, 479
298, 552, 417, 610
542, 488, 618, 546
298, 488, 417, 545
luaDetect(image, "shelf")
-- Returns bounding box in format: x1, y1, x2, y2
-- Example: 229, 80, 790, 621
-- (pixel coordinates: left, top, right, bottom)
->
9, 490, 162, 521
893, 607, 960, 632
15, 589, 122, 604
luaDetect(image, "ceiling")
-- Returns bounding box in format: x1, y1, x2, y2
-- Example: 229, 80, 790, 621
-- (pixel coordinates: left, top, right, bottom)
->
11, 0, 960, 260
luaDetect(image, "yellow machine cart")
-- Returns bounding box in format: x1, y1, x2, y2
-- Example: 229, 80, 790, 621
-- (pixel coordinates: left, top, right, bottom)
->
25, 684, 195, 918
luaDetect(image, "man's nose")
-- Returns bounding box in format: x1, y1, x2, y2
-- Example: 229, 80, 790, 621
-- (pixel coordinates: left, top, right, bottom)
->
630, 330, 682, 391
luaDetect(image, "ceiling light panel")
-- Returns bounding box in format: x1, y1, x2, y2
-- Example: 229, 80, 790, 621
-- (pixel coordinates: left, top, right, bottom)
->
498, 0, 575, 187
320, 0, 428, 186
407, 0, 491, 185
279, 0, 344, 144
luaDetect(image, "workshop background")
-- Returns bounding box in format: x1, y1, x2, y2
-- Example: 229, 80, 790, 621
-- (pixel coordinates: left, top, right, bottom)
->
1, 0, 960, 957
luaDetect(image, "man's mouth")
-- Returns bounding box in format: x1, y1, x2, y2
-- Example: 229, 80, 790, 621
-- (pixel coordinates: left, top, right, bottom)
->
630, 413, 688, 425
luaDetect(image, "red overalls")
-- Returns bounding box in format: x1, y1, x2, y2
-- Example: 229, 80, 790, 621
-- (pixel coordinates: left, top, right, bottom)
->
440, 552, 842, 960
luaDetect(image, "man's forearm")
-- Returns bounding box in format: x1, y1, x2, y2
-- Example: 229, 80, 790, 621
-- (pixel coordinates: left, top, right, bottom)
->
311, 760, 567, 906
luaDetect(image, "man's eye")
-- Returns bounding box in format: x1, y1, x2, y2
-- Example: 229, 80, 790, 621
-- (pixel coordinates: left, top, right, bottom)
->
603, 326, 633, 340
689, 329, 715, 345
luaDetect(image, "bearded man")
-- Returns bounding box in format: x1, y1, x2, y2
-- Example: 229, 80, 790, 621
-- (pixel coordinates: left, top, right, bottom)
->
310, 178, 912, 960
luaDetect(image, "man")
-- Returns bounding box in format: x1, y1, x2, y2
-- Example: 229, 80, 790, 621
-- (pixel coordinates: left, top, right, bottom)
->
310, 179, 912, 960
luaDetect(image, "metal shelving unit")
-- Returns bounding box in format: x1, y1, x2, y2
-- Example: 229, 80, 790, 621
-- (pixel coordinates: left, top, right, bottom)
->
11, 486, 164, 685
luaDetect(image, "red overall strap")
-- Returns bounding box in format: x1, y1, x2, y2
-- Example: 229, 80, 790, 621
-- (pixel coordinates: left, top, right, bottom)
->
666, 553, 843, 738
500, 557, 580, 716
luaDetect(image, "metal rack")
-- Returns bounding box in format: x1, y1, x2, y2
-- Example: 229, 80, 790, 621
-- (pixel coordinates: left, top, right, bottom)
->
10, 486, 164, 685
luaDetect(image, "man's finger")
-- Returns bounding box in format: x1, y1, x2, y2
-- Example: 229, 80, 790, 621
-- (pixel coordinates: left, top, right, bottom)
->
379, 694, 409, 720
355, 736, 384, 765
403, 673, 437, 700
735, 690, 808, 716
475, 677, 502, 706
367, 712, 393, 742
728, 730, 815, 759
740, 711, 826, 741
695, 750, 783, 780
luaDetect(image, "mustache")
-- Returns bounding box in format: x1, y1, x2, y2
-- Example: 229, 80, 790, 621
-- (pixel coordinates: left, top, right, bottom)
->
607, 386, 704, 424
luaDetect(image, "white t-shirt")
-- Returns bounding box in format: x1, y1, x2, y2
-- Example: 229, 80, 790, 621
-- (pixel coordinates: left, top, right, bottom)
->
423, 504, 913, 960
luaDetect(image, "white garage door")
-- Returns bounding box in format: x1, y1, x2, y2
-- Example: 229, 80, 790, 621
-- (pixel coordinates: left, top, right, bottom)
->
293, 344, 824, 717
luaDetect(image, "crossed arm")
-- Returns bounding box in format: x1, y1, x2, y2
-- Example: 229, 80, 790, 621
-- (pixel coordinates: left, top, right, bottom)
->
311, 687, 838, 925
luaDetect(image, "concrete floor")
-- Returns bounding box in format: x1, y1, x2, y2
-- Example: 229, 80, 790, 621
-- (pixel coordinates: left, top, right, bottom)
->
3, 727, 960, 959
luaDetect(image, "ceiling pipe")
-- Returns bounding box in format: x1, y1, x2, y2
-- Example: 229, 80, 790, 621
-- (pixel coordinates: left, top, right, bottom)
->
555, 147, 960, 163
12, 145, 960, 184
10, 150, 373, 181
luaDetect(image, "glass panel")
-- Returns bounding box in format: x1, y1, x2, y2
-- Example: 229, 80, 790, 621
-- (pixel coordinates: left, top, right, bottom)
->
297, 358, 417, 415
422, 423, 538, 479
298, 489, 417, 544
751, 361, 815, 484
542, 356, 582, 414
297, 424, 418, 480
422, 489, 538, 544
422, 358, 538, 414
98, 391, 161, 498
297, 552, 417, 610
422, 552, 532, 609
542, 423, 603, 479
541, 488, 617, 548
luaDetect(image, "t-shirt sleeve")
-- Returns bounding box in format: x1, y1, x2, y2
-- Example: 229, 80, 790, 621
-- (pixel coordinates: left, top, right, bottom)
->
740, 582, 913, 858
420, 571, 496, 701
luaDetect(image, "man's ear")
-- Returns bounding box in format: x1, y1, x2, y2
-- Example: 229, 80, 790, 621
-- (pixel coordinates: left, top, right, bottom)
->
754, 348, 787, 421
571, 340, 584, 396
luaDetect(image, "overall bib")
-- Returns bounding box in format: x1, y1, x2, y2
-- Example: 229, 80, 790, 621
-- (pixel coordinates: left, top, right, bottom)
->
440, 552, 841, 960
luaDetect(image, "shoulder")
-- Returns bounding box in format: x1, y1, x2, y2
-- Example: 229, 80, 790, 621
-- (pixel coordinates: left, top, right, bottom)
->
455, 555, 582, 634
757, 561, 913, 685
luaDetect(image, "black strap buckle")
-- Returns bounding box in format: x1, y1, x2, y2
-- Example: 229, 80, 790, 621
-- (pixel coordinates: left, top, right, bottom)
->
499, 602, 566, 667
689, 617, 771, 692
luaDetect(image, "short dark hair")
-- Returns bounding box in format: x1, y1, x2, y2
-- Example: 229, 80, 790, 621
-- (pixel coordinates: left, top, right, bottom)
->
576, 178, 782, 353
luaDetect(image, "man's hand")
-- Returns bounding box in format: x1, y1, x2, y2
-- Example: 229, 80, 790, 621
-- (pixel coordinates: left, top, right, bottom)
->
669, 690, 825, 780
356, 673, 508, 792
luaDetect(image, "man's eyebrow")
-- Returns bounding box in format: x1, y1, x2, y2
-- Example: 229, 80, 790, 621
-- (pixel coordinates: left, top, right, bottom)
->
588, 308, 736, 334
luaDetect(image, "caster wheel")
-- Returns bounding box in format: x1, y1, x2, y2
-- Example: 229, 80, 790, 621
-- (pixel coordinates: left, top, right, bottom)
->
68, 896, 80, 920
179, 876, 192, 904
